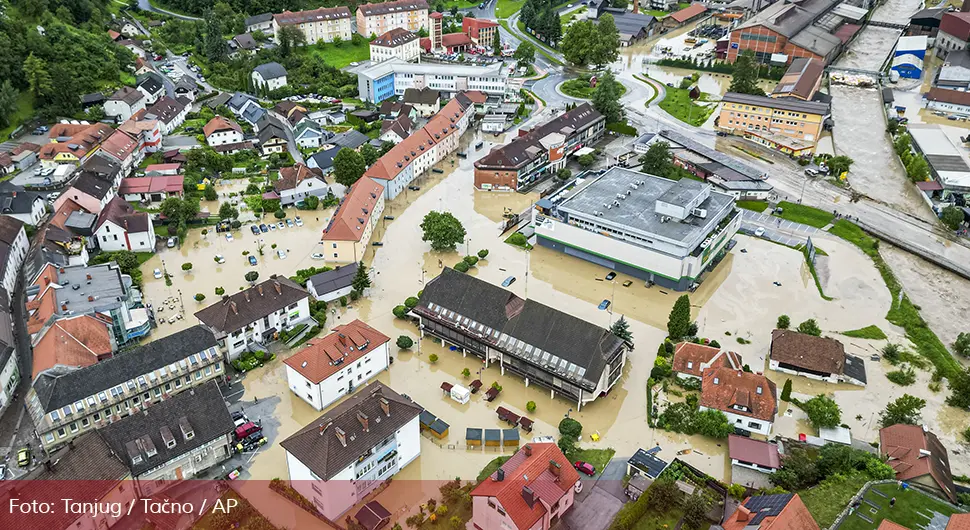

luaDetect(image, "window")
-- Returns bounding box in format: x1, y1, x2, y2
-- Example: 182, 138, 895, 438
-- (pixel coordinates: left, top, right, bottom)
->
94, 412, 101, 421
51, 410, 60, 421
81, 418, 89, 428
70, 423, 78, 433
58, 428, 66, 438
195, 371, 203, 380
748, 421, 761, 429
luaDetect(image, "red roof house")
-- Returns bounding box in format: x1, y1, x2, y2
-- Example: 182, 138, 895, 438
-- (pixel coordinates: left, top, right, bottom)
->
672, 342, 742, 379
880, 424, 956, 502
721, 494, 818, 530
119, 175, 184, 202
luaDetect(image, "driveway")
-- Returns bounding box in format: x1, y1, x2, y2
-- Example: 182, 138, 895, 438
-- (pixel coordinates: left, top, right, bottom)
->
560, 485, 623, 530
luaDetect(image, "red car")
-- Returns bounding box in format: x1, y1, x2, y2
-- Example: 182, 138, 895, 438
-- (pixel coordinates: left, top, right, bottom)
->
574, 461, 595, 476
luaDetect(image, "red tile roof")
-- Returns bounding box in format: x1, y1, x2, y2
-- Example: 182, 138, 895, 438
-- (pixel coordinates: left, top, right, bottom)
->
119, 175, 184, 195
728, 435, 780, 469
672, 342, 741, 377
471, 443, 579, 530
275, 163, 325, 193
145, 162, 182, 173
100, 129, 140, 162
95, 196, 152, 234
670, 2, 707, 23
947, 514, 970, 530
700, 367, 777, 422
283, 319, 390, 383
721, 494, 818, 530
322, 177, 384, 242
32, 315, 114, 379
941, 12, 970, 41
926, 87, 970, 107
203, 115, 242, 137
442, 32, 472, 47
880, 424, 956, 501
40, 124, 114, 161
879, 521, 912, 530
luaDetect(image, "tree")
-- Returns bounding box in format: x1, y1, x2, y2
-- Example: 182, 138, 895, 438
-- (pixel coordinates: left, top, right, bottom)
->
429, 353, 439, 363
215, 287, 225, 295
219, 202, 238, 220
245, 271, 259, 283
801, 395, 841, 429
954, 333, 970, 358
352, 262, 371, 293
420, 211, 466, 251
640, 141, 672, 176
405, 296, 420, 309
204, 185, 218, 201
514, 42, 536, 66
559, 418, 583, 438
278, 25, 305, 57
23, 53, 53, 99
781, 379, 793, 402
194, 293, 205, 302
393, 305, 408, 318
578, 153, 595, 167
880, 394, 926, 427
590, 14, 620, 68
527, 401, 536, 412
777, 315, 790, 329
591, 70, 623, 123
182, 263, 193, 271
561, 20, 594, 66
942, 205, 965, 230
333, 148, 366, 187
667, 295, 691, 339
648, 477, 681, 511
682, 492, 711, 530
379, 140, 395, 156
947, 367, 970, 408
727, 51, 764, 96
160, 197, 200, 230
302, 195, 319, 209
828, 155, 854, 176
797, 318, 821, 336
612, 0, 629, 7
360, 143, 379, 166
556, 168, 572, 180
695, 409, 734, 438
397, 335, 414, 349
493, 29, 503, 57
462, 368, 470, 378
611, 315, 633, 343
0, 81, 19, 128
478, 249, 489, 259
202, 9, 226, 62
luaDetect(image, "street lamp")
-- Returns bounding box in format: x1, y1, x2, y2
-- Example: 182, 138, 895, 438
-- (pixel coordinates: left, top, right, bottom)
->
465, 237, 471, 256
565, 408, 573, 419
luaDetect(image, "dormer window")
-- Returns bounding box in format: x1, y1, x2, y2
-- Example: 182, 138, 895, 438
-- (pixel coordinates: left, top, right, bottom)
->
713, 377, 719, 385
756, 386, 763, 395
687, 362, 693, 369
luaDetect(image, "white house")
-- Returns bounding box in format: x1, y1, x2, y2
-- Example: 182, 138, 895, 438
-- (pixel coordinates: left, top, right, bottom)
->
245, 13, 274, 34
699, 367, 777, 436
94, 197, 156, 253
0, 301, 20, 417
104, 87, 146, 122
281, 381, 422, 520
252, 62, 288, 92
283, 319, 390, 411
0, 191, 46, 225
204, 116, 245, 147
306, 263, 358, 302
144, 97, 188, 136
136, 74, 165, 106
194, 276, 311, 359
295, 120, 328, 149
273, 164, 331, 207
0, 216, 28, 295
369, 28, 421, 63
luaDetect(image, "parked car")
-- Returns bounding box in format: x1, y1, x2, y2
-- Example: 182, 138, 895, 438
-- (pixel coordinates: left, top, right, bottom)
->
502, 276, 516, 287
249, 255, 258, 266
215, 254, 226, 264
277, 249, 287, 259
277, 221, 285, 229
259, 223, 268, 233
225, 232, 233, 242
251, 225, 260, 235
295, 216, 303, 227
269, 224, 276, 231
47, 192, 60, 202
0, 464, 6, 479
754, 227, 766, 238
605, 272, 616, 281
234, 422, 261, 440
574, 461, 595, 476
17, 448, 30, 467
804, 168, 819, 177
286, 218, 294, 227
154, 268, 163, 279
167, 237, 177, 248
598, 300, 611, 310
311, 253, 325, 260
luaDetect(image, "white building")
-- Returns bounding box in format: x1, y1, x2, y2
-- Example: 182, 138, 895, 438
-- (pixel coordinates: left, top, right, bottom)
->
370, 28, 421, 63
245, 13, 274, 34
0, 191, 46, 225
355, 58, 509, 103
281, 381, 422, 520
0, 216, 28, 295
144, 96, 188, 136
274, 164, 331, 207
252, 62, 289, 92
204, 116, 245, 147
0, 300, 19, 418
99, 381, 234, 497
104, 87, 146, 123
534, 168, 740, 291
306, 263, 359, 302
699, 367, 776, 436
283, 319, 391, 411
194, 276, 312, 359
273, 7, 353, 45
136, 74, 165, 106
93, 197, 156, 253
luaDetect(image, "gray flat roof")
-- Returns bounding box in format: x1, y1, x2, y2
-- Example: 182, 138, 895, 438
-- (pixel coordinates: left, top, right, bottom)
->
557, 167, 735, 244
721, 93, 830, 115
55, 262, 129, 315
659, 129, 767, 181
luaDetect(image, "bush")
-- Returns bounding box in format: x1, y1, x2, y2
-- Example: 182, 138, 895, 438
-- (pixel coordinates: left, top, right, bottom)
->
194, 293, 205, 302
777, 315, 790, 329
429, 353, 439, 363
397, 335, 414, 349
478, 249, 489, 259
887, 366, 917, 386
182, 262, 193, 271
350, 290, 360, 301
559, 418, 583, 438
231, 220, 241, 229
405, 296, 420, 309
526, 401, 536, 413
463, 255, 479, 266
797, 318, 821, 336
781, 379, 793, 402
507, 233, 529, 247
454, 261, 470, 273
215, 287, 225, 295
462, 368, 471, 378
727, 483, 746, 500
393, 305, 408, 318
274, 209, 286, 219
340, 296, 348, 307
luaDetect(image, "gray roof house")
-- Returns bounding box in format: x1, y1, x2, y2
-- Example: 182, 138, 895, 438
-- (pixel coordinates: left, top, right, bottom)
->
938, 50, 970, 91
307, 263, 359, 302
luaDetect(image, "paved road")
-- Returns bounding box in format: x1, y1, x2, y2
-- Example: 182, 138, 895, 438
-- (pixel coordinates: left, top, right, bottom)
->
137, 0, 201, 21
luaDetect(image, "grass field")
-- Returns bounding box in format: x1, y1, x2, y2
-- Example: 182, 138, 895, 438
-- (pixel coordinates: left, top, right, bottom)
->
477, 456, 512, 482
772, 201, 834, 228
842, 325, 887, 340
307, 40, 370, 69
800, 472, 870, 528
568, 447, 615, 476
0, 92, 34, 142
514, 20, 564, 65
736, 200, 769, 212
836, 482, 959, 530
560, 77, 627, 99
658, 86, 715, 127
496, 0, 524, 18
444, 0, 481, 8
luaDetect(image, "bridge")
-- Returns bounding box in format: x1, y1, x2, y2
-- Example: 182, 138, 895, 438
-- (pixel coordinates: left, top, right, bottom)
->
867, 20, 909, 30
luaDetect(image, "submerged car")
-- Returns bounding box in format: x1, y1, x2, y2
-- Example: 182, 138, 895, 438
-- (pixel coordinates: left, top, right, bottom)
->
225, 232, 233, 242
286, 218, 294, 227
295, 217, 304, 227
259, 224, 268, 233
251, 225, 260, 235
153, 268, 163, 279
215, 254, 226, 264
598, 300, 611, 310
167, 237, 176, 248
502, 276, 516, 287
311, 253, 325, 260
248, 255, 258, 266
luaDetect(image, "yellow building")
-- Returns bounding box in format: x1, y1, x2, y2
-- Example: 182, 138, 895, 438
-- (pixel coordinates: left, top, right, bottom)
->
272, 7, 353, 45
717, 92, 829, 155
356, 0, 428, 38
321, 177, 385, 264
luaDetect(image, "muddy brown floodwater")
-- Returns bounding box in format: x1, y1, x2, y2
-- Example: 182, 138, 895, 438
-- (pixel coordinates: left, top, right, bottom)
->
141, 129, 970, 487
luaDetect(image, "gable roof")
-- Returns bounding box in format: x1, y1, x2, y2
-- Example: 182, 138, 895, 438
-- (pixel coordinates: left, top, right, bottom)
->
772, 57, 824, 100
119, 175, 184, 195
204, 115, 242, 137
358, 0, 429, 17
70, 173, 113, 201
721, 494, 818, 530
728, 435, 781, 469
722, 92, 830, 115
96, 196, 151, 234
700, 367, 777, 422
99, 381, 234, 476
476, 103, 603, 170
380, 114, 414, 140
283, 320, 390, 383
32, 315, 114, 379
372, 28, 418, 47
672, 342, 741, 377
0, 191, 42, 215
194, 276, 308, 333
274, 7, 352, 26
332, 130, 370, 150
670, 2, 707, 23
947, 514, 970, 530
253, 61, 287, 80
471, 443, 580, 530
275, 163, 325, 192
257, 117, 288, 144
144, 96, 186, 125
403, 87, 440, 105
109, 86, 145, 106
31, 325, 218, 412
233, 33, 257, 50
137, 73, 164, 95
280, 381, 423, 480
0, 213, 25, 245
322, 177, 385, 242
307, 263, 359, 295
926, 87, 970, 106
880, 424, 956, 501
769, 329, 846, 375
245, 13, 273, 25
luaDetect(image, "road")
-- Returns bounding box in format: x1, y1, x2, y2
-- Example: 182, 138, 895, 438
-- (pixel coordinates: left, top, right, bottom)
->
136, 0, 201, 21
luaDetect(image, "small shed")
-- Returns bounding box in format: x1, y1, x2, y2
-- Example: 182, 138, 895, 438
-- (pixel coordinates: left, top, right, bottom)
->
420, 410, 437, 430
503, 428, 520, 447
484, 429, 501, 447
466, 428, 483, 447
628, 447, 670, 479
626, 474, 651, 501
355, 501, 392, 530
429, 419, 450, 439
469, 380, 483, 393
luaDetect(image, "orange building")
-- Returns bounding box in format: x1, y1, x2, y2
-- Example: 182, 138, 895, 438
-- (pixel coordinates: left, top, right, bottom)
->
717, 92, 829, 155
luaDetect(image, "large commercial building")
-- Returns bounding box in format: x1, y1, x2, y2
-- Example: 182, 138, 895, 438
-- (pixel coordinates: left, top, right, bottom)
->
534, 167, 740, 291
717, 92, 830, 155
356, 0, 429, 38
413, 268, 628, 409
355, 58, 508, 103
936, 12, 970, 57
474, 103, 605, 191
272, 7, 353, 44
908, 124, 970, 194
725, 0, 850, 65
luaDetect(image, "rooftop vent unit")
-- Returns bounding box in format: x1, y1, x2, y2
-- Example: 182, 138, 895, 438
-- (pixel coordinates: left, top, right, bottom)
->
692, 208, 707, 219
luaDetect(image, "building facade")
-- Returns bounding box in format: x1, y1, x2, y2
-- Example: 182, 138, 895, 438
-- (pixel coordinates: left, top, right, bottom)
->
356, 58, 508, 103
356, 0, 429, 38
699, 367, 776, 436
272, 7, 353, 44
0, 216, 28, 295
717, 92, 829, 155
370, 28, 421, 62
322, 177, 386, 264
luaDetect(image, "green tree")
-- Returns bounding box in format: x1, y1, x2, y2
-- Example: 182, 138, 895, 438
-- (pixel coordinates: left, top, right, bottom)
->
667, 294, 691, 339
333, 148, 367, 187
561, 20, 594, 66
379, 140, 395, 155
727, 50, 764, 96
352, 261, 371, 293
590, 14, 619, 68
942, 205, 965, 230
429, 353, 439, 363
777, 315, 790, 329
640, 141, 672, 176
647, 477, 681, 511
695, 409, 733, 438
420, 211, 466, 251
493, 28, 503, 57
360, 143, 379, 166
801, 395, 841, 429
514, 42, 536, 66
879, 394, 926, 427
682, 492, 711, 530
828, 155, 854, 176
302, 195, 319, 209
797, 318, 821, 336
611, 315, 633, 343
218, 201, 238, 220
526, 400, 536, 412
556, 168, 572, 180
397, 335, 414, 349
954, 333, 970, 358
781, 379, 793, 402
204, 185, 218, 201
591, 70, 623, 123
182, 263, 193, 271
947, 367, 970, 408
478, 249, 489, 259
23, 53, 53, 99
770, 447, 819, 490
194, 293, 205, 302
202, 9, 226, 62
558, 417, 583, 438
0, 81, 19, 128
578, 153, 595, 168
278, 25, 306, 57
245, 271, 259, 283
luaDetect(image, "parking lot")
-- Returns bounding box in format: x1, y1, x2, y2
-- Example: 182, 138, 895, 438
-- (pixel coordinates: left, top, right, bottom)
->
740, 209, 821, 247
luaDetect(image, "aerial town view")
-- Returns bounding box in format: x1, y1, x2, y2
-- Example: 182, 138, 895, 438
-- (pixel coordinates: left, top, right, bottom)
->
4, 0, 970, 528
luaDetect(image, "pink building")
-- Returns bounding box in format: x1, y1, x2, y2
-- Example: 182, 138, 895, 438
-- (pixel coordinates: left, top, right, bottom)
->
470, 443, 579, 530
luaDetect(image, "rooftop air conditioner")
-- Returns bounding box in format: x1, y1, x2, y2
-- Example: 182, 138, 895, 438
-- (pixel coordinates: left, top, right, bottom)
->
692, 208, 708, 219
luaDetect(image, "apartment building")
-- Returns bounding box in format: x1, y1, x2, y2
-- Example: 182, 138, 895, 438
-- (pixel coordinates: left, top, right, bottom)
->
370, 28, 421, 63
204, 115, 245, 147
356, 57, 508, 103
25, 325, 223, 450
322, 177, 385, 264
474, 103, 605, 191
0, 298, 19, 421
356, 0, 429, 38
717, 92, 829, 155
0, 216, 28, 295
273, 7, 353, 44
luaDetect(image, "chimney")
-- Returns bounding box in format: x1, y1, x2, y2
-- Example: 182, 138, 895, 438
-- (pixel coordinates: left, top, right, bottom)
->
521, 486, 536, 508
357, 411, 370, 432
548, 460, 561, 477
229, 301, 238, 314
632, 0, 639, 14
495, 468, 505, 482
244, 292, 250, 302
257, 285, 263, 296
319, 421, 333, 436
380, 397, 390, 417
523, 444, 532, 457
273, 281, 281, 295
338, 333, 347, 346
736, 505, 751, 523
334, 426, 347, 447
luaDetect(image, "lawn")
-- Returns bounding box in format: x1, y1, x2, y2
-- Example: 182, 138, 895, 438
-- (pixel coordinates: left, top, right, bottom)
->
0, 92, 35, 142
632, 507, 691, 530
496, 0, 524, 18
560, 77, 627, 99
514, 21, 564, 66
842, 325, 887, 340
772, 201, 834, 228
736, 200, 769, 212
306, 40, 370, 69
569, 447, 615, 476
658, 86, 715, 127
477, 455, 512, 482
836, 482, 960, 530
444, 0, 481, 8
799, 472, 870, 528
